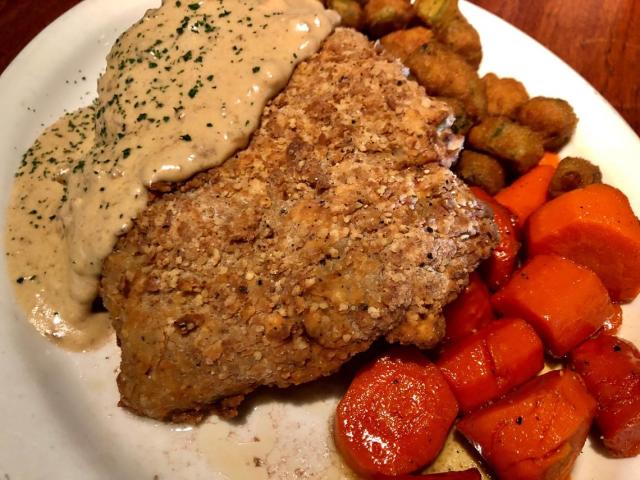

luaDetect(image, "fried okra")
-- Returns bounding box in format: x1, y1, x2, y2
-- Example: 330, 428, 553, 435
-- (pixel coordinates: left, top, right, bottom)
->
406, 42, 486, 120
483, 73, 529, 118
468, 116, 544, 175
456, 150, 507, 194
548, 157, 602, 198
438, 96, 473, 135
380, 27, 434, 61
328, 0, 364, 30
438, 13, 482, 68
516, 97, 578, 151
364, 0, 414, 38
414, 0, 459, 29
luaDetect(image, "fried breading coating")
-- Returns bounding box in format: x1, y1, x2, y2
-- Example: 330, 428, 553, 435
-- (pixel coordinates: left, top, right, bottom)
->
456, 150, 507, 195
414, 0, 459, 28
548, 156, 602, 198
406, 42, 487, 120
380, 26, 435, 61
101, 29, 497, 423
468, 116, 544, 175
364, 0, 414, 37
438, 13, 482, 68
438, 96, 474, 135
483, 72, 529, 117
329, 0, 364, 30
516, 96, 578, 151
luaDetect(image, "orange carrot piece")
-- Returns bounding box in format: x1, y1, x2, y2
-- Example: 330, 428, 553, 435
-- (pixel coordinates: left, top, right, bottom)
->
494, 165, 555, 228
538, 152, 560, 167
470, 186, 521, 290
335, 348, 459, 477
444, 272, 495, 342
457, 370, 596, 480
437, 318, 544, 412
492, 254, 617, 357
527, 184, 640, 303
375, 469, 482, 480
570, 334, 640, 457
602, 304, 623, 334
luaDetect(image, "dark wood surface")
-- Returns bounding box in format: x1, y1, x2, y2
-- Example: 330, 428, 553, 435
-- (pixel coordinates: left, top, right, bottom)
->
1, 0, 638, 134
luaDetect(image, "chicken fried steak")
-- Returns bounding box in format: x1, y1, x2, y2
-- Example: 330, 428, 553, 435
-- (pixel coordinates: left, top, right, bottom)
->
101, 29, 497, 422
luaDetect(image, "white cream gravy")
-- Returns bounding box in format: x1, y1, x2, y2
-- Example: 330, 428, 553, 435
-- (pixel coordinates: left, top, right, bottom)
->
5, 0, 338, 350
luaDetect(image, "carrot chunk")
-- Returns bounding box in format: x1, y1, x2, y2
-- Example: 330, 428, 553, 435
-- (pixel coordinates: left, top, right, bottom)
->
437, 318, 544, 412
375, 468, 481, 479
527, 184, 640, 302
570, 334, 640, 457
444, 272, 495, 342
602, 303, 623, 334
494, 165, 555, 228
470, 186, 520, 290
457, 370, 596, 480
492, 254, 617, 357
538, 152, 560, 167
335, 348, 459, 477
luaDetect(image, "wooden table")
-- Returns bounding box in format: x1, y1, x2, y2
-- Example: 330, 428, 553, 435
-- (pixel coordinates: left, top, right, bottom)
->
0, 0, 638, 134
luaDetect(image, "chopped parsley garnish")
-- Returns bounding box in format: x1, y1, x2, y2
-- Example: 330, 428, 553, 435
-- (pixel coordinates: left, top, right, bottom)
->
72, 160, 85, 173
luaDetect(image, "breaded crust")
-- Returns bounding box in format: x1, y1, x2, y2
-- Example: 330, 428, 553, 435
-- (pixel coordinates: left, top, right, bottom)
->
101, 29, 497, 422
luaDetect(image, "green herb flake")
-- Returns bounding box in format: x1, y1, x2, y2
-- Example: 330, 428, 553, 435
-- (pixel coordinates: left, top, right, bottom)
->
72, 160, 85, 173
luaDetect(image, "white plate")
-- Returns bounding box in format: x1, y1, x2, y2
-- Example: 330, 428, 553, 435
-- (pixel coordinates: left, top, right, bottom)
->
1, 1, 639, 479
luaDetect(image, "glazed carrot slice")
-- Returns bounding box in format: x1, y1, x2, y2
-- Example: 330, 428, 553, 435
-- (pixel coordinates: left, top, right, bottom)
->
470, 186, 520, 290
375, 468, 481, 479
335, 348, 459, 477
494, 165, 555, 228
457, 370, 596, 480
570, 334, 640, 457
602, 304, 623, 334
444, 272, 495, 342
538, 151, 560, 167
437, 318, 544, 412
492, 254, 617, 357
527, 184, 640, 302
